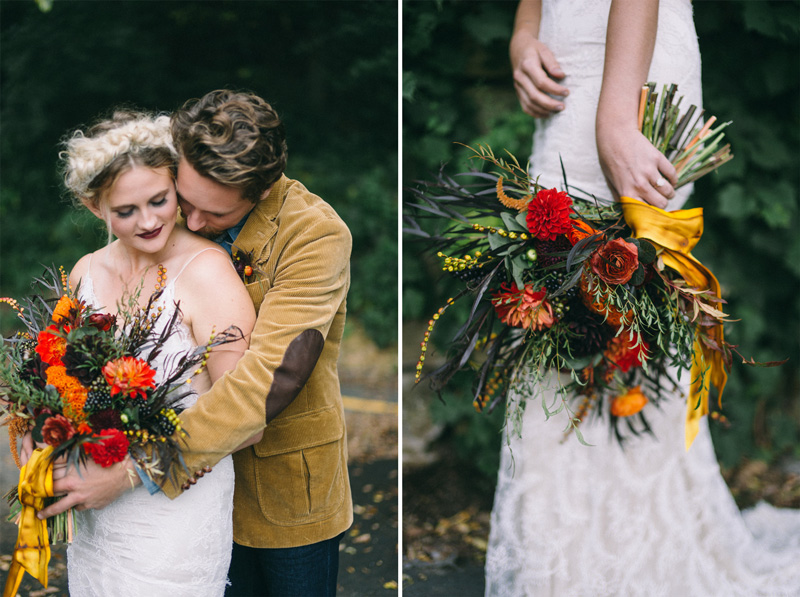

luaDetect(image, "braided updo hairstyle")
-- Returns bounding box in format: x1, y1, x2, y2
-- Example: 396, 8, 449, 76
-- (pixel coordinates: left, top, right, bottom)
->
170, 90, 287, 203
61, 110, 178, 213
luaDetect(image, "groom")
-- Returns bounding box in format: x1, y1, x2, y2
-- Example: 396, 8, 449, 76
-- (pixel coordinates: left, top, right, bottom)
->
42, 90, 353, 596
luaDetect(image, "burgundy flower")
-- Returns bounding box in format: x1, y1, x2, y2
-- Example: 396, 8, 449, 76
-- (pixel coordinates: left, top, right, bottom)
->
526, 188, 573, 241
590, 238, 639, 285
87, 312, 116, 332
41, 414, 76, 447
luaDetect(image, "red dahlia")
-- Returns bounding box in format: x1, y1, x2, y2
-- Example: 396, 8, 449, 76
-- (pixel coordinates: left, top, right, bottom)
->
526, 188, 573, 241
83, 428, 130, 467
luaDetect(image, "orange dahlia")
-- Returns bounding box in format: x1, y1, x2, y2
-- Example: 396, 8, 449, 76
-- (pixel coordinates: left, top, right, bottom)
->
492, 282, 555, 331
103, 356, 156, 400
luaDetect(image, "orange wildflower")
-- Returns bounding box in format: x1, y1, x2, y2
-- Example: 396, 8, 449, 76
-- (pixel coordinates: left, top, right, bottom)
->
52, 295, 79, 324
45, 365, 89, 424
496, 177, 531, 211
567, 219, 601, 245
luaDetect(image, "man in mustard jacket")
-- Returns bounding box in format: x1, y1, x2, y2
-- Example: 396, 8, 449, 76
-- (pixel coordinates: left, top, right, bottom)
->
43, 90, 353, 596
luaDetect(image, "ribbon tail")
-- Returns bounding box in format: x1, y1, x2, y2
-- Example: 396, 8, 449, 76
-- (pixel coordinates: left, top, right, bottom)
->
4, 447, 54, 595
3, 561, 25, 597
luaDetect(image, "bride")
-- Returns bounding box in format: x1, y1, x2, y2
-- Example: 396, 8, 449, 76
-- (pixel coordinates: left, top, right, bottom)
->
485, 1, 800, 595
60, 111, 259, 595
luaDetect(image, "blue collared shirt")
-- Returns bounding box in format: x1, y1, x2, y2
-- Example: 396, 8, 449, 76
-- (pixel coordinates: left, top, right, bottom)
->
213, 214, 250, 256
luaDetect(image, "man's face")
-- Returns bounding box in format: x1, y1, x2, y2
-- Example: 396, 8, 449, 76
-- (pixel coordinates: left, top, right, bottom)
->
175, 157, 255, 238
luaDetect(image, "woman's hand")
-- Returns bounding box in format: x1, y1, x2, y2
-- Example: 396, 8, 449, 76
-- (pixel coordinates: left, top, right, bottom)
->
511, 30, 568, 118
510, 0, 568, 119
20, 431, 34, 466
596, 123, 677, 209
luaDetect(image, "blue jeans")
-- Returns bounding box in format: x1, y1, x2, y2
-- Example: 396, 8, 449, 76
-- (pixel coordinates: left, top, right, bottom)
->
225, 532, 344, 597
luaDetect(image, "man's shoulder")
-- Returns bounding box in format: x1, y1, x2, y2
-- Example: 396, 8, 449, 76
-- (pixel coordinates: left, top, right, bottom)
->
271, 177, 350, 237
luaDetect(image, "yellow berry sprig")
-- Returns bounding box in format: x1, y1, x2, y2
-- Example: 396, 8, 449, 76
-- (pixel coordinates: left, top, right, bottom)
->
415, 298, 455, 383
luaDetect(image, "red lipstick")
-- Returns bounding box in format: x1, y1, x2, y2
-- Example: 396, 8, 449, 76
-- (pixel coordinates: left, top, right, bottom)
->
137, 226, 163, 240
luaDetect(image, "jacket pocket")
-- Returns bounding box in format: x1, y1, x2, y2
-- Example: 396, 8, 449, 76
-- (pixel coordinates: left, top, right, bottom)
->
253, 405, 346, 526
244, 276, 271, 308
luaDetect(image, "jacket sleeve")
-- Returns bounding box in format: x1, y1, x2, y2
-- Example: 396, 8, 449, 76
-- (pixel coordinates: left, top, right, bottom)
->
162, 212, 352, 499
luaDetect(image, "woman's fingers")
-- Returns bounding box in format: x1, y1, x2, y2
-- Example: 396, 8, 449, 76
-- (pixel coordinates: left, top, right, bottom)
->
512, 41, 568, 118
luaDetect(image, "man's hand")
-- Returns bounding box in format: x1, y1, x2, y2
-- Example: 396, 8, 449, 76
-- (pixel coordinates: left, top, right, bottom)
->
37, 456, 141, 519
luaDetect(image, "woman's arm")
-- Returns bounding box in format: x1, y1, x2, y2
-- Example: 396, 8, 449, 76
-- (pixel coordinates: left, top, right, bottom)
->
596, 0, 677, 208
180, 248, 262, 451
510, 0, 569, 118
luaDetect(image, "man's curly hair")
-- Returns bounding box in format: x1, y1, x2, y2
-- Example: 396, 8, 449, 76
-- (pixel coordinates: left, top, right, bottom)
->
171, 90, 287, 203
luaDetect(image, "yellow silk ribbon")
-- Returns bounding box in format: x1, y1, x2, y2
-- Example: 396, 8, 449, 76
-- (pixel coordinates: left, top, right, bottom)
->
620, 196, 727, 451
3, 446, 54, 597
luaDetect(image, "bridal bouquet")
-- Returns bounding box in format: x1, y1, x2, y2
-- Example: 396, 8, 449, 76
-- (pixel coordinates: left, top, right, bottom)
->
0, 265, 240, 593
406, 84, 779, 448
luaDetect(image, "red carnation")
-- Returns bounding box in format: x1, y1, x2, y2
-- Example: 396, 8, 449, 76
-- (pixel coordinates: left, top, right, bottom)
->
41, 414, 76, 447
83, 428, 130, 467
526, 188, 573, 241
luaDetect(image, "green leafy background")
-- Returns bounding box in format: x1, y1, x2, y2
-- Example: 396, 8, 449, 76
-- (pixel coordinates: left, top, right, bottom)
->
403, 0, 800, 477
0, 1, 398, 348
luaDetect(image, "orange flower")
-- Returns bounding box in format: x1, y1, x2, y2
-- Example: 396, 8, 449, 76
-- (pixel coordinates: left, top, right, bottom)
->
492, 282, 555, 331
45, 365, 89, 424
610, 386, 649, 417
567, 219, 601, 245
52, 295, 79, 324
36, 325, 68, 366
103, 356, 156, 400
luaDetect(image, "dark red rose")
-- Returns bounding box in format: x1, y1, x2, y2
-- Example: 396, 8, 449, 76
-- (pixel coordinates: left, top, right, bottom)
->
83, 428, 130, 467
590, 238, 639, 285
526, 188, 573, 241
87, 312, 116, 331
41, 414, 76, 447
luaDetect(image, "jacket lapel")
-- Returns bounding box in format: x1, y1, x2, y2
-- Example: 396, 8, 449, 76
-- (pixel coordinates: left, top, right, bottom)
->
234, 175, 288, 263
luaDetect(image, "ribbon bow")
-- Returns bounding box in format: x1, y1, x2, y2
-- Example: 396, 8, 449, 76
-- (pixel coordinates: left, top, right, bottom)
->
620, 196, 727, 450
3, 446, 54, 597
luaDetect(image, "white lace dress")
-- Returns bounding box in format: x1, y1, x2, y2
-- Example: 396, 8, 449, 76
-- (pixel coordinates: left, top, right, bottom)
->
67, 255, 235, 597
484, 1, 800, 595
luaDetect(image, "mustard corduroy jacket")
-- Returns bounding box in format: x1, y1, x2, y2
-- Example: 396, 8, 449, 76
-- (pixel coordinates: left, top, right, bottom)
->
163, 175, 353, 548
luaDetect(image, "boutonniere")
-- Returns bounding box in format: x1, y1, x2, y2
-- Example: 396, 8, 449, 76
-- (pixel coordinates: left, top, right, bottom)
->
231, 247, 260, 284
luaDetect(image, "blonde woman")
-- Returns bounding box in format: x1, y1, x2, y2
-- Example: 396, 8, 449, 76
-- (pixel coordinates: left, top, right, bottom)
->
61, 110, 258, 596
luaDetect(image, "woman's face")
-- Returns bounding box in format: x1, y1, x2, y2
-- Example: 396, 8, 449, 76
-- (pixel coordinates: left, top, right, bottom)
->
99, 165, 179, 254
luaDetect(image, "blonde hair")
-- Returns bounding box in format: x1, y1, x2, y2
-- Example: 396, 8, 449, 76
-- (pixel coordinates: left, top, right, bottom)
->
61, 111, 178, 211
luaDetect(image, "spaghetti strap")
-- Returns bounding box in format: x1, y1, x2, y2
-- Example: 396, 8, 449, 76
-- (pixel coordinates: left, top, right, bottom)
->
172, 247, 233, 283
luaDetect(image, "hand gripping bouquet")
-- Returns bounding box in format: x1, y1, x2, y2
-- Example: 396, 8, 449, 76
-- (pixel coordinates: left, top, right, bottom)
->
406, 83, 782, 448
0, 265, 242, 595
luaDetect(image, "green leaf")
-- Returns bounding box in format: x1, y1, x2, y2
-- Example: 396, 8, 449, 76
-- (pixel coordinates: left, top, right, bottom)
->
630, 265, 646, 287
637, 239, 657, 264
501, 211, 527, 233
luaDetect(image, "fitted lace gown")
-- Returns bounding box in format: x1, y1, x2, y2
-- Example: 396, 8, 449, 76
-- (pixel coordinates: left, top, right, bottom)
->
484, 1, 800, 595
68, 254, 235, 596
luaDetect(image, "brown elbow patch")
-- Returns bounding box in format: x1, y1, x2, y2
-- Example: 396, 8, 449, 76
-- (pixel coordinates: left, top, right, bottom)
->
265, 329, 325, 423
